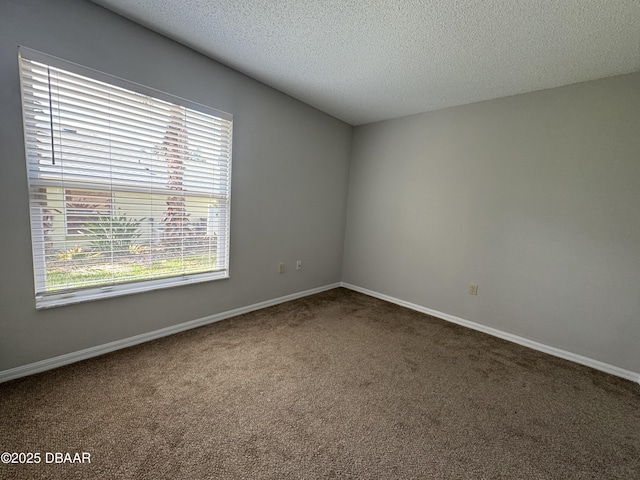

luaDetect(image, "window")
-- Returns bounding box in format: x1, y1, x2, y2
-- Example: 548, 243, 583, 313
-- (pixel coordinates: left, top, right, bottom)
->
19, 47, 233, 309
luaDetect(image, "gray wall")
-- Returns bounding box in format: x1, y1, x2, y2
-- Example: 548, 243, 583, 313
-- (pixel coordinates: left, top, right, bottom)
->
343, 73, 640, 373
0, 0, 352, 370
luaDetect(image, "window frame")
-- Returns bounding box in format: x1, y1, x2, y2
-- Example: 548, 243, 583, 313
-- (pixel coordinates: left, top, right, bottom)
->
18, 47, 233, 309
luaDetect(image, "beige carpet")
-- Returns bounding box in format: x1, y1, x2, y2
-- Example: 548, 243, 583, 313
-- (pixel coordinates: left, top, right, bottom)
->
1, 288, 638, 479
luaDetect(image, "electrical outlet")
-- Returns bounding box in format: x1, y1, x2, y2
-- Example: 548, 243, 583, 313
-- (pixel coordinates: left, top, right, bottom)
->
296, 260, 302, 270
278, 263, 285, 274
468, 283, 478, 295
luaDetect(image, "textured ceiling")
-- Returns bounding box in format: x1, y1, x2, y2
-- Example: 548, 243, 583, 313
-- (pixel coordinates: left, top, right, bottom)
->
91, 0, 640, 125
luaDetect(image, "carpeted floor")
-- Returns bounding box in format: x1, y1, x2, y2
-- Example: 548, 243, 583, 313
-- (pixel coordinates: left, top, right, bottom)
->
0, 288, 638, 479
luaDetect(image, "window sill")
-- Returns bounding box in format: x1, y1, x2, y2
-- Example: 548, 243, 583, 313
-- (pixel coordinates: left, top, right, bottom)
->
35, 271, 229, 310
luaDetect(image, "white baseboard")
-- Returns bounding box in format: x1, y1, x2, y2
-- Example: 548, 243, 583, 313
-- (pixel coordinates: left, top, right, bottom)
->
4, 282, 637, 385
341, 282, 640, 384
0, 283, 341, 383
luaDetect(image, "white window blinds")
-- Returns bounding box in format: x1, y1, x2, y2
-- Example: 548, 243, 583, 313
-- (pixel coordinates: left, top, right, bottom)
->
18, 48, 233, 308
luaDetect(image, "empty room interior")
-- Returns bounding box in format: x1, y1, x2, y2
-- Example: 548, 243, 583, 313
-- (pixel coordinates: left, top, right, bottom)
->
1, 0, 639, 478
